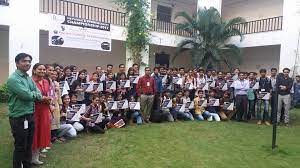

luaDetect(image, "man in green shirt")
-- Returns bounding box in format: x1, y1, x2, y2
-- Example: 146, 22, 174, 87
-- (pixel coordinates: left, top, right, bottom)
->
7, 53, 42, 168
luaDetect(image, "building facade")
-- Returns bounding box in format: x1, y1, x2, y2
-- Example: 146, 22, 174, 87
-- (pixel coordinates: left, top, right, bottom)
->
0, 0, 300, 83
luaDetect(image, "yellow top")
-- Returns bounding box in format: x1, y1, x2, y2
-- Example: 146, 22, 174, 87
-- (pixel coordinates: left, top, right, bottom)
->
194, 97, 206, 115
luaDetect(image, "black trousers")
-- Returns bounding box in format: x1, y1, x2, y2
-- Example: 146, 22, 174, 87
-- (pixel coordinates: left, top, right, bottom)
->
235, 95, 248, 121
88, 119, 110, 134
9, 114, 35, 168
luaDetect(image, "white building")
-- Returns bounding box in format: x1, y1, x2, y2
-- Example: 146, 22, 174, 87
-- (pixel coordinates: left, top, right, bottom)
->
0, 0, 300, 83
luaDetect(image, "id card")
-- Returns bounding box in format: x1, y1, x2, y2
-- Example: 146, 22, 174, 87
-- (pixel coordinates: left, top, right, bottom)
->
261, 89, 265, 92
24, 119, 28, 129
147, 82, 150, 87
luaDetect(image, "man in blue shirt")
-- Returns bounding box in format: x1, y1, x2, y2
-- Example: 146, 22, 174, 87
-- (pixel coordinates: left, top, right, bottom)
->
152, 67, 163, 112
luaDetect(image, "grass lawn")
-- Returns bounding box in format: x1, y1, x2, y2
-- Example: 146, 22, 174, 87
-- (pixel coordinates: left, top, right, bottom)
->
1, 103, 300, 168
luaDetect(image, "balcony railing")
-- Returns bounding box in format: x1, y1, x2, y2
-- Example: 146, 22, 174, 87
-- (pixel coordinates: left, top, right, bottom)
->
231, 16, 283, 35
40, 0, 282, 37
40, 0, 126, 26
151, 19, 194, 37
0, 0, 9, 6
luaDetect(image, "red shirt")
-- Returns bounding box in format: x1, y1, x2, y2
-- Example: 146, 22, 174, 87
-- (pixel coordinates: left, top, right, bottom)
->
136, 75, 156, 96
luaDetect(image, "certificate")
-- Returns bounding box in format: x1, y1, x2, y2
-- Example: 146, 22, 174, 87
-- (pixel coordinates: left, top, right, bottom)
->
106, 81, 117, 90
162, 99, 172, 108
198, 99, 207, 107
129, 76, 139, 84
208, 98, 220, 106
185, 101, 194, 109
119, 80, 131, 88
90, 113, 103, 123
175, 104, 185, 112
185, 83, 194, 90
66, 109, 81, 122
107, 101, 117, 110
117, 100, 129, 109
129, 102, 141, 110
223, 102, 234, 111
71, 104, 86, 114
258, 92, 270, 100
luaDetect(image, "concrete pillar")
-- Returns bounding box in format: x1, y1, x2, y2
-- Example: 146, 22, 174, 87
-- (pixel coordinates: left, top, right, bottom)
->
197, 0, 222, 14
125, 0, 151, 74
8, 0, 40, 75
279, 0, 300, 74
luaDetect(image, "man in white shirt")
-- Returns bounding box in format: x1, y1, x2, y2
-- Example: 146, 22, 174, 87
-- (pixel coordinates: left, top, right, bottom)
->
233, 72, 250, 121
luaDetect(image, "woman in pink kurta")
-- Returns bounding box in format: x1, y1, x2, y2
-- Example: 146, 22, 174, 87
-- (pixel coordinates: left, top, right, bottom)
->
31, 63, 52, 165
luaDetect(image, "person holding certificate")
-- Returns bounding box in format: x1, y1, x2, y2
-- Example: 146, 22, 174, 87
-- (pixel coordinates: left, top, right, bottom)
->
81, 95, 109, 133
205, 90, 221, 121
256, 69, 272, 125
31, 63, 52, 165
160, 91, 175, 122
116, 72, 129, 98
71, 70, 87, 104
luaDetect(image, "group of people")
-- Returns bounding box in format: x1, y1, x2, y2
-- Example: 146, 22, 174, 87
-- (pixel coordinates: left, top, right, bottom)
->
7, 53, 299, 168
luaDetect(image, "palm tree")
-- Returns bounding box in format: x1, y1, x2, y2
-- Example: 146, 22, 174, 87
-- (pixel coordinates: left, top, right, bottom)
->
173, 7, 245, 70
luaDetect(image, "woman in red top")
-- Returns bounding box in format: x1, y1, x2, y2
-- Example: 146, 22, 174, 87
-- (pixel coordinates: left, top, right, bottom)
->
31, 63, 52, 165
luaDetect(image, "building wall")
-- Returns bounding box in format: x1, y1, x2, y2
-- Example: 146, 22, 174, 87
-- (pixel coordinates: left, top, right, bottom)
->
0, 27, 9, 84
239, 45, 280, 73
39, 31, 126, 73
151, 0, 197, 23
149, 44, 193, 68
222, 0, 283, 21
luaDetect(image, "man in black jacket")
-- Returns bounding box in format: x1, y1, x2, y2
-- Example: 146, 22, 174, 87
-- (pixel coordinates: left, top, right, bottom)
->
276, 68, 293, 126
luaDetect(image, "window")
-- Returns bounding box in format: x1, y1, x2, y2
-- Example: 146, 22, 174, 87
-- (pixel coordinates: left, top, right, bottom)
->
157, 5, 172, 22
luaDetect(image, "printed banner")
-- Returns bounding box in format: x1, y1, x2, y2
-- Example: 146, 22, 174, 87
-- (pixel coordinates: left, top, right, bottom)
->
49, 14, 111, 51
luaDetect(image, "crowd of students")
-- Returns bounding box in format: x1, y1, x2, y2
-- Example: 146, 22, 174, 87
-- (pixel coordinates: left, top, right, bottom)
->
7, 53, 300, 167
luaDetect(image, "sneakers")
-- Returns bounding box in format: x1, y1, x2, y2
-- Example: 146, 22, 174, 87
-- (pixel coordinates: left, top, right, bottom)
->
265, 121, 271, 126
207, 116, 213, 122
257, 120, 262, 125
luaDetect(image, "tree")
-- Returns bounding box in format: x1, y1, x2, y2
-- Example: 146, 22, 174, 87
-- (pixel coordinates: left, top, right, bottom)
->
174, 7, 245, 70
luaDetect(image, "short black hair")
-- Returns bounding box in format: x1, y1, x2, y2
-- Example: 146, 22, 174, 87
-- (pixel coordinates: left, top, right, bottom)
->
153, 67, 159, 71
283, 68, 290, 72
179, 67, 185, 71
15, 53, 32, 63
119, 64, 125, 68
107, 64, 113, 67
271, 68, 277, 72
145, 67, 151, 71
259, 69, 267, 73
132, 63, 139, 67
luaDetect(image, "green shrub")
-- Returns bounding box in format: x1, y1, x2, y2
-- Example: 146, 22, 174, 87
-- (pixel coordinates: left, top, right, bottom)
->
0, 83, 8, 103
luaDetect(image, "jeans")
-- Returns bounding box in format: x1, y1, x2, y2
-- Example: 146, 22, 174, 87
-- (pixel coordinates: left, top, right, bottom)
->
177, 111, 194, 120
195, 114, 204, 121
257, 99, 269, 121
140, 94, 155, 120
203, 111, 221, 121
73, 122, 84, 132
9, 114, 35, 168
58, 124, 77, 138
248, 99, 256, 119
132, 111, 143, 124
277, 94, 291, 123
